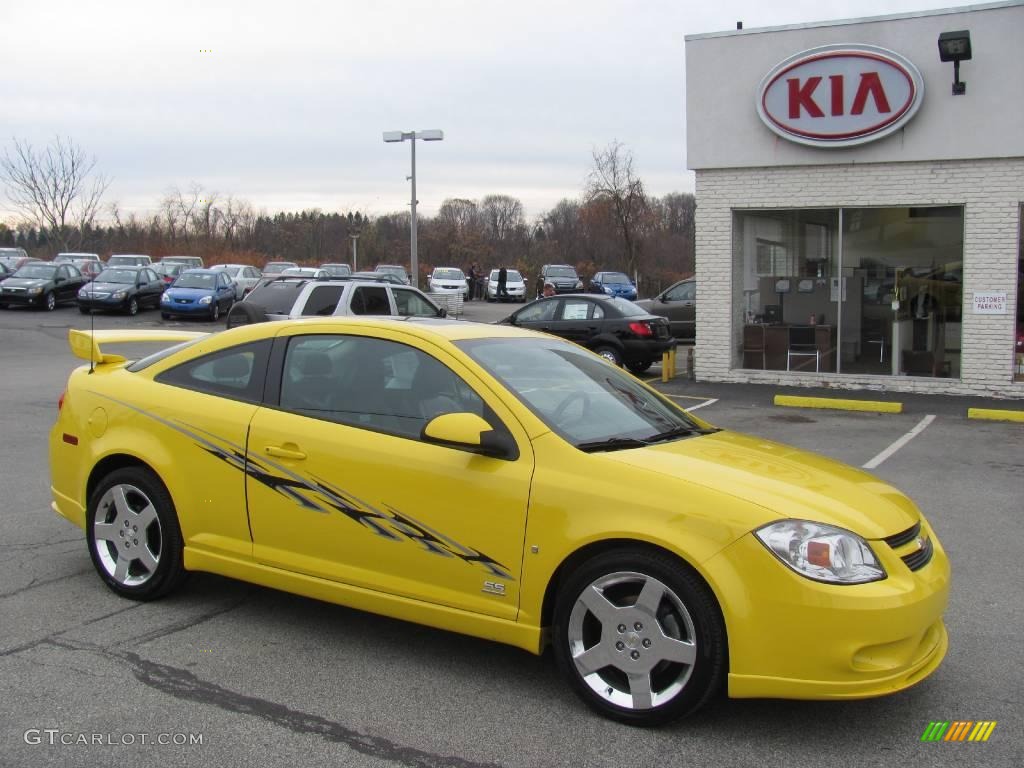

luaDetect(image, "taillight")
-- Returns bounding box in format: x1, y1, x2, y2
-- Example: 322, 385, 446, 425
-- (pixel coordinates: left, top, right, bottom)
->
628, 321, 653, 337
58, 390, 66, 412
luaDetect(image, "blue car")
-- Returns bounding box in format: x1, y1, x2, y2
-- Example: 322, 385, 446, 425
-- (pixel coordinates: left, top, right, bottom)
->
160, 268, 236, 320
589, 271, 637, 300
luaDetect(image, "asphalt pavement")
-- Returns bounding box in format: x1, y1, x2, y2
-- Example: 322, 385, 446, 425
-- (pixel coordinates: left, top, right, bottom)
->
0, 302, 1021, 768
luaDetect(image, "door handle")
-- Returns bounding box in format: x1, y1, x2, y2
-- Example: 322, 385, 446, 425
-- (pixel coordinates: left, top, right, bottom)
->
265, 444, 307, 460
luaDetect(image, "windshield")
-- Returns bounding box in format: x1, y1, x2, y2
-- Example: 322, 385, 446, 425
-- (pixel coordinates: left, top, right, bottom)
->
216, 266, 241, 276
174, 273, 216, 289
612, 298, 649, 317
458, 337, 708, 448
322, 264, 351, 276
95, 269, 138, 284
264, 262, 296, 273
433, 268, 465, 280
490, 270, 523, 281
602, 273, 630, 284
14, 265, 57, 279
547, 267, 577, 279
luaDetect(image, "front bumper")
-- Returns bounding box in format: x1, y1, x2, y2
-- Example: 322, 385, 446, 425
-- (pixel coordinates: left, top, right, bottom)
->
706, 517, 950, 700
162, 298, 213, 314
78, 296, 129, 311
0, 290, 45, 306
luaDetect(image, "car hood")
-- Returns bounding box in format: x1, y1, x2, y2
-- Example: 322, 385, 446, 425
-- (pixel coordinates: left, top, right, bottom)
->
166, 287, 214, 299
603, 430, 920, 539
83, 281, 133, 293
3, 278, 50, 289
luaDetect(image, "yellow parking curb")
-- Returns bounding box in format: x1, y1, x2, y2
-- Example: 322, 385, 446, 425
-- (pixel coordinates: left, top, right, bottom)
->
967, 408, 1024, 423
774, 395, 903, 413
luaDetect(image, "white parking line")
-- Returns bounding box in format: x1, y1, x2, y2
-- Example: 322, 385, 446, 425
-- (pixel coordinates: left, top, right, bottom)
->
862, 415, 936, 469
683, 398, 719, 413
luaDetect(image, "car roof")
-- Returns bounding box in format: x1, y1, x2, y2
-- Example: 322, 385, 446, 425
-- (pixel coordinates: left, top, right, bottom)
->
101, 264, 146, 271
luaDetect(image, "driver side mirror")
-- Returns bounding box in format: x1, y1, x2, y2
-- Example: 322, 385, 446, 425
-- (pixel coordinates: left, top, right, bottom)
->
421, 412, 516, 459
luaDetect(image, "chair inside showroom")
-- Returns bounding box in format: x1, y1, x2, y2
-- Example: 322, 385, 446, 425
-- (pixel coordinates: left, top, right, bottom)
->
742, 324, 766, 369
862, 316, 887, 362
786, 326, 820, 372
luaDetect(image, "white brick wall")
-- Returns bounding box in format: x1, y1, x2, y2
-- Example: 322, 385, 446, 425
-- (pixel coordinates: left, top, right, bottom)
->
695, 158, 1024, 398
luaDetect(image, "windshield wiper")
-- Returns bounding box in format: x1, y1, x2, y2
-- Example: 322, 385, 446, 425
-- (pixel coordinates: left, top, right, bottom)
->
575, 437, 649, 453
644, 426, 719, 444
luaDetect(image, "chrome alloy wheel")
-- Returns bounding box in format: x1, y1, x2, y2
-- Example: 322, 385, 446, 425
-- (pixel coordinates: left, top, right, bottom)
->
567, 571, 697, 711
93, 484, 163, 587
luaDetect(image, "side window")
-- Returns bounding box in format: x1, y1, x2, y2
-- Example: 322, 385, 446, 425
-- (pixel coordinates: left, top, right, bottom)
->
279, 335, 484, 441
560, 300, 593, 321
516, 299, 558, 323
592, 304, 605, 320
301, 285, 345, 317
57, 266, 69, 280
666, 282, 694, 302
351, 286, 391, 315
155, 340, 271, 402
393, 288, 439, 317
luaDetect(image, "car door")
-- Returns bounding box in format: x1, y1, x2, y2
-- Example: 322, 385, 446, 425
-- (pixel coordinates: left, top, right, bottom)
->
658, 281, 696, 340
142, 268, 163, 306
549, 298, 602, 344
217, 272, 235, 309
510, 297, 560, 333
245, 328, 534, 619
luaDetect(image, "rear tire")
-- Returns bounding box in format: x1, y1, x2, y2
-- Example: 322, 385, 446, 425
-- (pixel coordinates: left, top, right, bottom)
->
86, 467, 188, 601
626, 361, 653, 375
552, 548, 726, 726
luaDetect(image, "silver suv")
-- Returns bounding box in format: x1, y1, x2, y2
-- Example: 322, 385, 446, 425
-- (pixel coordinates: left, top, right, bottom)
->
225, 276, 445, 328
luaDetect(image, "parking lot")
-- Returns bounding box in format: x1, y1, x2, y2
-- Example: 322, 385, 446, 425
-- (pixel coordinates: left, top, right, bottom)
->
1, 302, 1021, 768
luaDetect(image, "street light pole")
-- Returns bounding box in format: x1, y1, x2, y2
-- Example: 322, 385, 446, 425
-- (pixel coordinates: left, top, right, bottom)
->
349, 232, 360, 271
383, 129, 443, 289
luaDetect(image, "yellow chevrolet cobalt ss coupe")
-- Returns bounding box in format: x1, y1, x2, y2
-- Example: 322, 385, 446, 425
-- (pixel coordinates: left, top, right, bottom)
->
49, 319, 949, 725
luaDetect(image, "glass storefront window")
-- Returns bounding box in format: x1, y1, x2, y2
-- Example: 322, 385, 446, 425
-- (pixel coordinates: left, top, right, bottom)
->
734, 207, 964, 378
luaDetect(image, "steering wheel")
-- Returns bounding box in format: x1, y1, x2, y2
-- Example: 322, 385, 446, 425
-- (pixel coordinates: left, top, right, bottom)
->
550, 391, 592, 427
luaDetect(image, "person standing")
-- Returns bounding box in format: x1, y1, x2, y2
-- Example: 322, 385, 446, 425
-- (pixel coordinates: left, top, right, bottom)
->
497, 266, 508, 300
466, 263, 478, 300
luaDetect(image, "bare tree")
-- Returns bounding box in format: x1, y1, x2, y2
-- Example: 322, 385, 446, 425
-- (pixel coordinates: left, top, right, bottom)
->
0, 136, 110, 251
585, 140, 649, 277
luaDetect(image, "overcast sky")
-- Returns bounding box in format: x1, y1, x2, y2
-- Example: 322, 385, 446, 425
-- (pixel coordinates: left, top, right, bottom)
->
1, 0, 966, 222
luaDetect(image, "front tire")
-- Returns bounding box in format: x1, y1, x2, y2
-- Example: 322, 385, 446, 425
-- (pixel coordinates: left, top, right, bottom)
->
211, 301, 221, 321
552, 548, 726, 726
86, 467, 187, 600
126, 297, 139, 316
44, 291, 57, 311
79, 306, 91, 315
592, 345, 623, 367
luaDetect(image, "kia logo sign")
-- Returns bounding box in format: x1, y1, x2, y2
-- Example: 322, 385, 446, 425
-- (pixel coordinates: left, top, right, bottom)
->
757, 44, 924, 147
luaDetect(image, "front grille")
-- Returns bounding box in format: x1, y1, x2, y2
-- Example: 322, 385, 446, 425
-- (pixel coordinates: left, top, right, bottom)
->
175, 298, 191, 304
901, 537, 934, 571
883, 522, 921, 549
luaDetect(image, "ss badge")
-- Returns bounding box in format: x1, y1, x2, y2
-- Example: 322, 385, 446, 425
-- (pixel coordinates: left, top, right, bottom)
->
482, 581, 506, 596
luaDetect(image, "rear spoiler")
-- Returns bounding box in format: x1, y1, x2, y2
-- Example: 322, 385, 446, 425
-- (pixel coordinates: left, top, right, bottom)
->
69, 329, 208, 365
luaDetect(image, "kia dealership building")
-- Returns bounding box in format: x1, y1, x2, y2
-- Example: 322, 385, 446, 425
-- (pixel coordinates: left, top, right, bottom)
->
685, 1, 1023, 397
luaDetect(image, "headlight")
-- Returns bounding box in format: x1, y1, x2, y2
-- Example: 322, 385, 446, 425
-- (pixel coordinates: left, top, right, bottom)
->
198, 295, 213, 304
603, 286, 613, 294
755, 520, 886, 584
112, 290, 127, 300
27, 286, 43, 295
160, 293, 171, 303
78, 288, 89, 297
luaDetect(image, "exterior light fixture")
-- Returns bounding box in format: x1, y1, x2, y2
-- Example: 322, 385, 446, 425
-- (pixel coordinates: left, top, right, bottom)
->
383, 129, 444, 287
937, 30, 971, 95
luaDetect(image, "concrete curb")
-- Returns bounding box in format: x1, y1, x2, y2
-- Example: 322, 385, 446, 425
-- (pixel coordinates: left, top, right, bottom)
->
967, 408, 1024, 423
774, 395, 903, 413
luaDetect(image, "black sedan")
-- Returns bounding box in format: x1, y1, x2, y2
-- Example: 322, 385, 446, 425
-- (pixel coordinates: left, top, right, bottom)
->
77, 266, 166, 315
498, 294, 675, 374
0, 262, 86, 311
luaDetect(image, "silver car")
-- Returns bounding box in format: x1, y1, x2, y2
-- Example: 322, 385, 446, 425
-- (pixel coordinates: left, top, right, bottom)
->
213, 264, 264, 299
